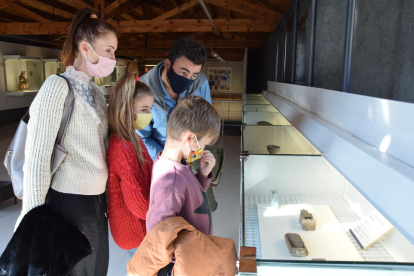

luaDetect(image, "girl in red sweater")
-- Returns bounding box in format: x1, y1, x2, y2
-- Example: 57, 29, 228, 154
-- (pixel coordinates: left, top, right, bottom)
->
107, 72, 154, 257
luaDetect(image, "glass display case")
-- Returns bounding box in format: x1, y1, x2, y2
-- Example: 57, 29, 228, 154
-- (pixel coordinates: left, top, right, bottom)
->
93, 65, 126, 86
244, 98, 270, 105
239, 94, 414, 274
3, 55, 42, 96
243, 112, 290, 126
43, 59, 64, 80
244, 104, 278, 112
213, 101, 242, 121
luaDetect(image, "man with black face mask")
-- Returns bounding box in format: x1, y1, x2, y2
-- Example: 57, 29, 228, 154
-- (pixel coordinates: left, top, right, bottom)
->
138, 38, 211, 160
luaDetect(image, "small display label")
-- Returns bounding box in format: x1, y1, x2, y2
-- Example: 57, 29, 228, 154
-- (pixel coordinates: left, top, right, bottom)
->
349, 210, 394, 250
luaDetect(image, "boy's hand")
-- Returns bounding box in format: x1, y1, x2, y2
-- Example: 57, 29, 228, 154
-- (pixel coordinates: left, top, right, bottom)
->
199, 150, 216, 177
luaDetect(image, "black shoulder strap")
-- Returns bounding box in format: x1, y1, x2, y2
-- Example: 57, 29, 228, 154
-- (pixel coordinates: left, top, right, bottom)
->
55, 74, 75, 146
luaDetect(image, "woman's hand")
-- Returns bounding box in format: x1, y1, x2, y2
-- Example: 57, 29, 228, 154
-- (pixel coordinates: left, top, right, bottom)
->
199, 150, 216, 177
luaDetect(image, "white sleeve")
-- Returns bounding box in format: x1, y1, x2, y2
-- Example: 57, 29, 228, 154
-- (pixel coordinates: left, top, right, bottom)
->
20, 75, 69, 216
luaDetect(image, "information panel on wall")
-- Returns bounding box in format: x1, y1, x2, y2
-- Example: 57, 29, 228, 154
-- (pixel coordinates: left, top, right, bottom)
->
208, 67, 232, 91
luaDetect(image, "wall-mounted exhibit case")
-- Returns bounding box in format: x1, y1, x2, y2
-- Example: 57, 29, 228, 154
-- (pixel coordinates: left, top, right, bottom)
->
43, 59, 64, 80
3, 55, 42, 96
239, 90, 414, 274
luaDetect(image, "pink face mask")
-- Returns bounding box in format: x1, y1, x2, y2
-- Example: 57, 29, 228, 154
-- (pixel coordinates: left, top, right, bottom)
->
84, 43, 116, 78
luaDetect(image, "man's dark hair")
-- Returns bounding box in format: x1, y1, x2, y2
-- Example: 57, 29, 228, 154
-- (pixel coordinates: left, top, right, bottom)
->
168, 38, 207, 66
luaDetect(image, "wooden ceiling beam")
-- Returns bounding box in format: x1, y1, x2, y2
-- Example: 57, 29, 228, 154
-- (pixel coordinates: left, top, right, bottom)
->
0, 10, 35, 22
0, 19, 277, 34
153, 0, 198, 21
204, 0, 283, 20
117, 48, 244, 60
119, 39, 266, 49
32, 0, 78, 15
105, 0, 146, 20
71, 0, 94, 10
94, 0, 105, 19
7, 1, 51, 23
114, 19, 278, 33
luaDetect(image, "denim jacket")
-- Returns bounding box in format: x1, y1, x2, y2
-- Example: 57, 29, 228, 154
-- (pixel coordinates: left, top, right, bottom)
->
137, 65, 211, 160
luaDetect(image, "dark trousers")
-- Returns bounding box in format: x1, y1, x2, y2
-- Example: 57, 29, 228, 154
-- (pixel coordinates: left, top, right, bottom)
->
158, 263, 174, 276
45, 188, 109, 276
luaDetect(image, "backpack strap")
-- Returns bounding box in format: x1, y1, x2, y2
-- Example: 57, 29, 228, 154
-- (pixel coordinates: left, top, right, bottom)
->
55, 74, 75, 146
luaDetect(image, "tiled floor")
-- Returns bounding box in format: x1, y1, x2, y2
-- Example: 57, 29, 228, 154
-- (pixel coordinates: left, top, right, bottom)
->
0, 132, 241, 275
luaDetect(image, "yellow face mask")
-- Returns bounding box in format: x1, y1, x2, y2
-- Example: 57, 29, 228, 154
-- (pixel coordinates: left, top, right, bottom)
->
133, 113, 152, 130
186, 135, 204, 164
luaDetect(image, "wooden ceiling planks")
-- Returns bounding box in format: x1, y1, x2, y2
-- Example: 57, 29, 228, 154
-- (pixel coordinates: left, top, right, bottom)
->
0, 0, 291, 59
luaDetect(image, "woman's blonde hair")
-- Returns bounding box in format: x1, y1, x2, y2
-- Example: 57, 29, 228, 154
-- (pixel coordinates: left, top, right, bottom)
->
108, 72, 153, 164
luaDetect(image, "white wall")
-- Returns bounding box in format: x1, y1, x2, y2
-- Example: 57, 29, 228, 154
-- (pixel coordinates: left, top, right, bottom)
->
201, 60, 244, 94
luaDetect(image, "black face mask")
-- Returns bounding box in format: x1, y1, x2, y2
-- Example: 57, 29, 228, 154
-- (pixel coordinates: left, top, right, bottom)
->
166, 66, 195, 95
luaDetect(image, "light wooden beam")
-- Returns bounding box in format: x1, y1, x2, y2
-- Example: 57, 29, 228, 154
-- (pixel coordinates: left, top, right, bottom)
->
204, 0, 283, 20
0, 19, 277, 34
7, 1, 51, 23
153, 0, 198, 21
119, 39, 265, 49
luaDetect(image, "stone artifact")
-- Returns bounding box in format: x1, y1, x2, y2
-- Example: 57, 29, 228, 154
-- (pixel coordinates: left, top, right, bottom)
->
285, 233, 308, 257
299, 209, 316, 231
18, 71, 30, 91
267, 145, 280, 154
257, 121, 273, 126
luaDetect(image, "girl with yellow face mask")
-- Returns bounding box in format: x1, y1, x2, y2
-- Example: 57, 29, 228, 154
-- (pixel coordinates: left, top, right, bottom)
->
106, 72, 154, 258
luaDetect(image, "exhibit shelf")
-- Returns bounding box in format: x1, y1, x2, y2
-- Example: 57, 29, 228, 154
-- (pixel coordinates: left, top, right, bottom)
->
6, 91, 38, 96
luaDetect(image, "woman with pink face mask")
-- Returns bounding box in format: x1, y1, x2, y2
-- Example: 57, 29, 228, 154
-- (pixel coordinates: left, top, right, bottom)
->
14, 8, 118, 275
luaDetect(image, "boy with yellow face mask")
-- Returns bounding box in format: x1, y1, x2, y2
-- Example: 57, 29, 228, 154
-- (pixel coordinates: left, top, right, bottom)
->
146, 95, 221, 274
106, 73, 154, 258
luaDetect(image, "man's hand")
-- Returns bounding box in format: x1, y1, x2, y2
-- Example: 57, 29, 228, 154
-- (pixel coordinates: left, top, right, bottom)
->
199, 150, 216, 177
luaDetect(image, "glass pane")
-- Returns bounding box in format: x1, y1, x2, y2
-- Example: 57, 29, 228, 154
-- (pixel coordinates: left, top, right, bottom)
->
212, 101, 242, 122
242, 125, 320, 155
244, 98, 270, 105
295, 0, 312, 85
243, 112, 291, 126
244, 104, 278, 112
4, 58, 42, 92
241, 92, 414, 269
313, 0, 347, 91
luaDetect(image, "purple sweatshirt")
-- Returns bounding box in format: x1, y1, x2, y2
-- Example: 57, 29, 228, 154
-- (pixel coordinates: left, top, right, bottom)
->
146, 153, 213, 235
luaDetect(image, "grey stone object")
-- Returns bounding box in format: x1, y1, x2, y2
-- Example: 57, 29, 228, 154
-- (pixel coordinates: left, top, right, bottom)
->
285, 233, 308, 257
299, 209, 316, 231
267, 145, 280, 154
257, 121, 273, 126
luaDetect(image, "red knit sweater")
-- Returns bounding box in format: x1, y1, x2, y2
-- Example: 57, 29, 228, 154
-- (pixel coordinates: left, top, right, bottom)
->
107, 134, 153, 250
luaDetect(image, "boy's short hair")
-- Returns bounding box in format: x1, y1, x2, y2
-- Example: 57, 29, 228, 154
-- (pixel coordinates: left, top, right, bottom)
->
168, 38, 207, 66
167, 96, 221, 143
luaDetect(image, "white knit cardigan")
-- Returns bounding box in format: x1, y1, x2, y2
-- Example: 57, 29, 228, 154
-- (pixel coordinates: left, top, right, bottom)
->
18, 66, 108, 224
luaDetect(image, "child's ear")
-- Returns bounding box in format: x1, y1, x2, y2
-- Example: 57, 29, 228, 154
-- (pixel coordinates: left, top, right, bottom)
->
183, 131, 195, 143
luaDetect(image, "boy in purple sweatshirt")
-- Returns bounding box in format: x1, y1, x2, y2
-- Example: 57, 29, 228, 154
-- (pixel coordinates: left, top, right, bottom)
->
146, 96, 221, 236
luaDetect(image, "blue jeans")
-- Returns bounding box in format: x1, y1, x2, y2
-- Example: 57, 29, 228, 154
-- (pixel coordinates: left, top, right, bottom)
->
128, 247, 137, 258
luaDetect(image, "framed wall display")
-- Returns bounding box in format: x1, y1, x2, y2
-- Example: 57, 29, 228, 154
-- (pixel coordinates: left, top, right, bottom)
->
208, 67, 232, 91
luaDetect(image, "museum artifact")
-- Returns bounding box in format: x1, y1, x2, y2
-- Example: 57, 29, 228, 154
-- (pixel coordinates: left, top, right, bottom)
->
285, 233, 308, 257
270, 190, 279, 208
18, 71, 30, 91
257, 121, 273, 126
267, 145, 281, 154
299, 209, 316, 231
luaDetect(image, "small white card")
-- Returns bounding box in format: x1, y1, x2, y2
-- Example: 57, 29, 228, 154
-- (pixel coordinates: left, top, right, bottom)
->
349, 210, 394, 250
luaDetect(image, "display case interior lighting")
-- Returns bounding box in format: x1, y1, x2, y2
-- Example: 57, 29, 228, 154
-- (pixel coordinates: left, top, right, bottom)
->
210, 48, 225, 63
